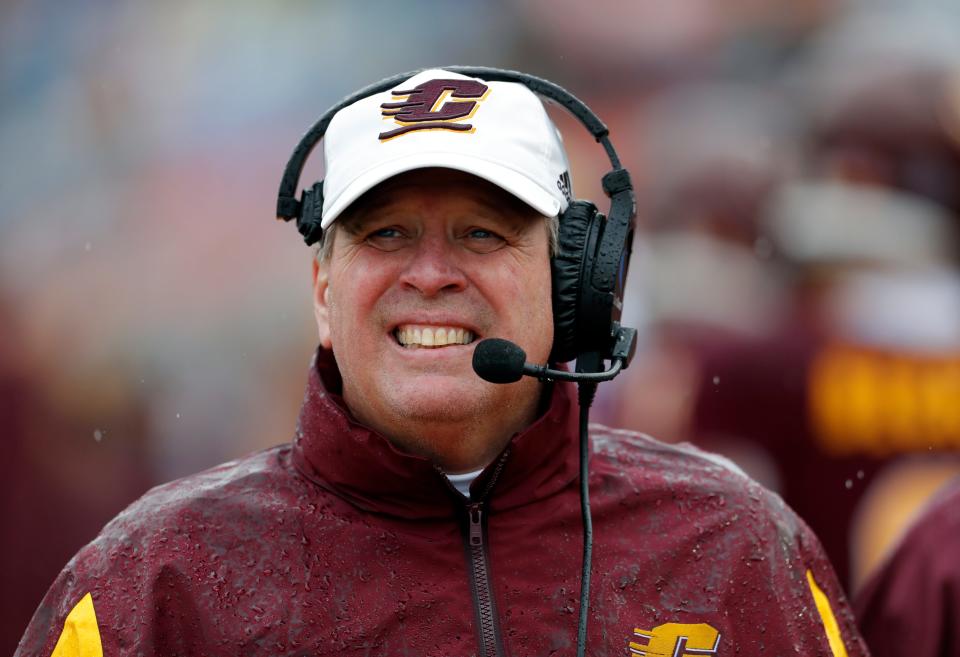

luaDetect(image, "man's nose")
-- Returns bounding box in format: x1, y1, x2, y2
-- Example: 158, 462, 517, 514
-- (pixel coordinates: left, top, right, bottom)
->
399, 234, 468, 297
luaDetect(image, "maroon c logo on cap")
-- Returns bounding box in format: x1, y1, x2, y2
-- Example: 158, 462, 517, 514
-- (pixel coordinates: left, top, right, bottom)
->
379, 78, 489, 141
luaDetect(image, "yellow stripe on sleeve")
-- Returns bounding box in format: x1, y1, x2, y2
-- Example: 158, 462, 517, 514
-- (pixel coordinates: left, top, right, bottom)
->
806, 570, 848, 657
49, 593, 103, 657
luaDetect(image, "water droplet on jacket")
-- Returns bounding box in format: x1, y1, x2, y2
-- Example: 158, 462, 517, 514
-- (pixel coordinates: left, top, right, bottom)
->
844, 479, 853, 489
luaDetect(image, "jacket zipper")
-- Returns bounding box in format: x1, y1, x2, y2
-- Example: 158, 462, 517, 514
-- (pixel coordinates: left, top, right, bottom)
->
461, 453, 509, 657
467, 502, 504, 657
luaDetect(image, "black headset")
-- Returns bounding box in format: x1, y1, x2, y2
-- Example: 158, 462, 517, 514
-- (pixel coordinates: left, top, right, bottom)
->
276, 66, 636, 365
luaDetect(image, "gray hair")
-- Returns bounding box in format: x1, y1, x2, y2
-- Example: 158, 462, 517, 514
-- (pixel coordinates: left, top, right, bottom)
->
315, 213, 560, 263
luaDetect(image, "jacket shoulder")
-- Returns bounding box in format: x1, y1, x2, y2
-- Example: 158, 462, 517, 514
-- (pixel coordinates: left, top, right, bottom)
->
587, 424, 868, 655
16, 445, 304, 657
588, 423, 806, 546
590, 424, 752, 491
98, 445, 297, 545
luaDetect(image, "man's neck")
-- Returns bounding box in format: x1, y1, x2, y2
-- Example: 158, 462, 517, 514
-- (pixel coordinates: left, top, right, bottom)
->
344, 392, 542, 473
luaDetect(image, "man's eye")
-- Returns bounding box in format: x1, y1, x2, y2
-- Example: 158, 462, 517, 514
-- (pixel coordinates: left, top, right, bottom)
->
462, 228, 505, 253
364, 226, 407, 251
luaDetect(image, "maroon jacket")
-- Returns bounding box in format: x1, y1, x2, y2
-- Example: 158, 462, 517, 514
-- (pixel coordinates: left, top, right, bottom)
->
855, 478, 960, 657
19, 350, 867, 656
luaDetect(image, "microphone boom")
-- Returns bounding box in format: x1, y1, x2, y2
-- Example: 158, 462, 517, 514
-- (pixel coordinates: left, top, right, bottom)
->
472, 338, 626, 384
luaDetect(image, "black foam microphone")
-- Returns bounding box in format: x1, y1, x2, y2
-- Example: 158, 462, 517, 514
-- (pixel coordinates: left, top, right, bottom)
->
472, 337, 631, 384
471, 338, 527, 383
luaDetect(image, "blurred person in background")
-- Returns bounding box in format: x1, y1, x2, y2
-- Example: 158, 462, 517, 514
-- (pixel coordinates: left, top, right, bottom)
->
854, 476, 960, 657
691, 173, 960, 594
595, 80, 797, 453
604, 7, 960, 597
769, 8, 960, 593
0, 291, 154, 654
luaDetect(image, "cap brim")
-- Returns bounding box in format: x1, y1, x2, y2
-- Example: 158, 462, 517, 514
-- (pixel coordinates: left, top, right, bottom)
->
320, 152, 563, 228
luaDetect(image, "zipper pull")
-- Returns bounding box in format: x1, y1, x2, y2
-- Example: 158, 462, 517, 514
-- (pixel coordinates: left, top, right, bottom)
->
469, 503, 484, 547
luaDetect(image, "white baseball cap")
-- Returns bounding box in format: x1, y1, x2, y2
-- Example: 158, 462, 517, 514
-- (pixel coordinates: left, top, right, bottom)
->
319, 68, 573, 229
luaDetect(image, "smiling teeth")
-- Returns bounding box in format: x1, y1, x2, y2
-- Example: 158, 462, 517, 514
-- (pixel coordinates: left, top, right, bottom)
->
396, 325, 475, 347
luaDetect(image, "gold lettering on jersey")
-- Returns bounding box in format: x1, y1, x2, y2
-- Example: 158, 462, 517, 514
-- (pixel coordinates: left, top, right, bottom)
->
808, 344, 960, 456
628, 622, 720, 656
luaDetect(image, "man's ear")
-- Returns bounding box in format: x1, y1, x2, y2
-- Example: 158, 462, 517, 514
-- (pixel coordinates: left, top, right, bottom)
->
312, 258, 333, 349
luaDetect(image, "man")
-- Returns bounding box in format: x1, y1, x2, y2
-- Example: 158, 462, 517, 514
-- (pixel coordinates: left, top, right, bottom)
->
855, 477, 960, 657
18, 69, 867, 656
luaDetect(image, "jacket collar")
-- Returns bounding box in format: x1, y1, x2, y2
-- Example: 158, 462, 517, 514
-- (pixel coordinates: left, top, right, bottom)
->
292, 348, 581, 519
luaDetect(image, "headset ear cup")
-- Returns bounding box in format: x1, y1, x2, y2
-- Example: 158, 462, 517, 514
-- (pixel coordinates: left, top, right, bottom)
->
550, 200, 598, 363
297, 181, 325, 246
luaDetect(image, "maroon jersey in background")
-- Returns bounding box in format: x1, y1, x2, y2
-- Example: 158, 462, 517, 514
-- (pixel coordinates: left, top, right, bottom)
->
855, 478, 960, 657
691, 328, 960, 592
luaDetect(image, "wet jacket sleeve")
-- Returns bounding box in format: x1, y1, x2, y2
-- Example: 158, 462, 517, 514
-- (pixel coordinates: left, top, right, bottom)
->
15, 530, 194, 657
791, 521, 869, 657
728, 483, 870, 657
15, 498, 223, 657
18, 541, 132, 657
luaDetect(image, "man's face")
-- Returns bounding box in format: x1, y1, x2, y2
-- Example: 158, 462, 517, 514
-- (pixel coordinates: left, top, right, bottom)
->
313, 169, 554, 472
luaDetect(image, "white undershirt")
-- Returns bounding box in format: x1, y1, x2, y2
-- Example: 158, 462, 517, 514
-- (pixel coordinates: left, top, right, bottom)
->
444, 468, 484, 499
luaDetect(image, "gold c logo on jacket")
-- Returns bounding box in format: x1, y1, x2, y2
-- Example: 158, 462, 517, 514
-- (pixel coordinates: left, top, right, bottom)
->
379, 78, 489, 140
628, 622, 721, 656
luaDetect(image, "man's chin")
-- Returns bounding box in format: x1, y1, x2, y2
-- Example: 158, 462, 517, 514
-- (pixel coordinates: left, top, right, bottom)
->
384, 377, 487, 422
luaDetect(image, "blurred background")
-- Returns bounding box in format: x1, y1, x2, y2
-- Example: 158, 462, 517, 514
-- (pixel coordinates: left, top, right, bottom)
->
3, 0, 960, 652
